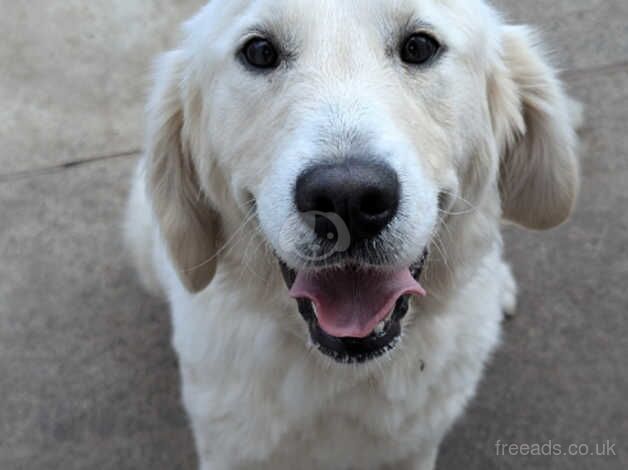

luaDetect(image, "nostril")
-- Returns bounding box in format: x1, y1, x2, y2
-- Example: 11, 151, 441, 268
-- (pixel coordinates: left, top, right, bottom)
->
313, 195, 335, 214
359, 189, 391, 217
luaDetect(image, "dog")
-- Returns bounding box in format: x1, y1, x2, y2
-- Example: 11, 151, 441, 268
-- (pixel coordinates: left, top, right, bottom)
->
124, 0, 580, 468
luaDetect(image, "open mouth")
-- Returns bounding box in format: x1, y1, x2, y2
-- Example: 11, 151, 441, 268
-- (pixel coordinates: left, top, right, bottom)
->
280, 250, 428, 364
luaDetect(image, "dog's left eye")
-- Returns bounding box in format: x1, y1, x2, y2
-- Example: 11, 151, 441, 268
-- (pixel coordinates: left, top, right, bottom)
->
242, 37, 280, 69
400, 33, 441, 65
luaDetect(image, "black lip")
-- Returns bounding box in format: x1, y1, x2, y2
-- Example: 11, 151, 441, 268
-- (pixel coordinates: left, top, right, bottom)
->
280, 249, 428, 364
298, 295, 410, 363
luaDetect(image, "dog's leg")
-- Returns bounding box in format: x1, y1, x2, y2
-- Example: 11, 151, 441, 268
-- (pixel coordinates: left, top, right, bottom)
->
499, 261, 518, 319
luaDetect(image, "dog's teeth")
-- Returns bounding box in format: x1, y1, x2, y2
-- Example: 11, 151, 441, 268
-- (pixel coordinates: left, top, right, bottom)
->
374, 320, 386, 335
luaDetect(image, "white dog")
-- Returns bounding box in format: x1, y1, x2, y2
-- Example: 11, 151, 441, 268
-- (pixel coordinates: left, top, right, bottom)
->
125, 0, 580, 468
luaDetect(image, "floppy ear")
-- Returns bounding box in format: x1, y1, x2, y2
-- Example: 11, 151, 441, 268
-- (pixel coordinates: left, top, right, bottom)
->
489, 26, 580, 230
145, 51, 220, 293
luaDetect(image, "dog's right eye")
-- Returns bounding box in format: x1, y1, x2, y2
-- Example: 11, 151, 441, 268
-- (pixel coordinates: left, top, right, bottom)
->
400, 33, 441, 66
241, 38, 280, 70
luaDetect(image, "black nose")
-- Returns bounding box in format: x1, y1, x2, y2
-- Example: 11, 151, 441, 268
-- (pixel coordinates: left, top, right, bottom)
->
295, 159, 400, 242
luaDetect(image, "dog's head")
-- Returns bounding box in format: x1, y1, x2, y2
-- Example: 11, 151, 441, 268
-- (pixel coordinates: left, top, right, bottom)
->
145, 0, 579, 364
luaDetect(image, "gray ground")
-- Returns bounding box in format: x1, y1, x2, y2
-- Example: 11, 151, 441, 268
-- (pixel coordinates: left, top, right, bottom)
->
1, 1, 626, 469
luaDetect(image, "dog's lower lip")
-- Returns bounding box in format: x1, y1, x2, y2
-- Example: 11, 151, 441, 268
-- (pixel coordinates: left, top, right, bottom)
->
297, 295, 410, 363
279, 249, 428, 363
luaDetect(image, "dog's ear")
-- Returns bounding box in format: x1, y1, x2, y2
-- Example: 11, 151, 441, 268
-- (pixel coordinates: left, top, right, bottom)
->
145, 51, 220, 293
489, 26, 580, 230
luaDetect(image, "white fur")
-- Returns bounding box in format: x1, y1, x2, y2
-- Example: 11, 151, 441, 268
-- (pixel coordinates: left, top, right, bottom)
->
124, 1, 579, 468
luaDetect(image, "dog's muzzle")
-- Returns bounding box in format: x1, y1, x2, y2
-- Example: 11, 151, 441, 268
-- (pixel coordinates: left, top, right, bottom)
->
280, 249, 428, 364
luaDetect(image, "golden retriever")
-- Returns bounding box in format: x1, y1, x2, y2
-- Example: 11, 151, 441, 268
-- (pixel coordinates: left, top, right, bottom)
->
125, 0, 580, 468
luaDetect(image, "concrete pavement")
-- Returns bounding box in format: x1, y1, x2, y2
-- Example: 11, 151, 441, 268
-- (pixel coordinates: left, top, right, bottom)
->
1, 1, 626, 469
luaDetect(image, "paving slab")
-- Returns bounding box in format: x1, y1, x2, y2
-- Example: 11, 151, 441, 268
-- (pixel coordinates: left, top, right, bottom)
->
0, 157, 197, 470
497, 0, 628, 72
0, 1, 626, 469
0, 0, 203, 175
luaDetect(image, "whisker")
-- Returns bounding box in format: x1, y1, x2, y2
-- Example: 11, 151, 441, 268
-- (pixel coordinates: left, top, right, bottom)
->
184, 207, 258, 273
438, 190, 478, 217
440, 189, 477, 209
238, 224, 270, 282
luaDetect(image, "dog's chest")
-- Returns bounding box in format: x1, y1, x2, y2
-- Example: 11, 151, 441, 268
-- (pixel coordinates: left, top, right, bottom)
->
181, 350, 438, 469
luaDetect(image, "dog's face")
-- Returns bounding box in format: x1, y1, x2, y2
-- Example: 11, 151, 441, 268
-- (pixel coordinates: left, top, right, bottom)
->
146, 0, 579, 364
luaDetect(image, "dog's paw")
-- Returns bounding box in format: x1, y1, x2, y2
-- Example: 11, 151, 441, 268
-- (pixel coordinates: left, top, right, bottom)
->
500, 262, 518, 319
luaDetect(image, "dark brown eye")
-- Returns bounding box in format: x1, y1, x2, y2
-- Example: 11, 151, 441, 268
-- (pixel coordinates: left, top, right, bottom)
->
400, 33, 441, 65
242, 37, 280, 69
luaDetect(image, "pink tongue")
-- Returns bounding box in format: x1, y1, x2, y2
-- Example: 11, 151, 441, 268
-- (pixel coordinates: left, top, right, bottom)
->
290, 268, 426, 339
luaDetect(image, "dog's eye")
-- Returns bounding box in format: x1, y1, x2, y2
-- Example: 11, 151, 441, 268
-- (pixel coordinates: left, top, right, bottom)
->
242, 37, 280, 69
400, 33, 441, 65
